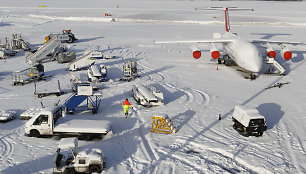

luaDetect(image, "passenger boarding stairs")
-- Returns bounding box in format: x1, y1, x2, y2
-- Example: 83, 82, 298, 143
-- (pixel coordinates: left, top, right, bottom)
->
64, 93, 87, 113
63, 83, 102, 114
69, 51, 96, 71
26, 34, 68, 65
266, 57, 286, 75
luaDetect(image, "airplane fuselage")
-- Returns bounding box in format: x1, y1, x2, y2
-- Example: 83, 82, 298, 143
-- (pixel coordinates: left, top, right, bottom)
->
222, 33, 263, 73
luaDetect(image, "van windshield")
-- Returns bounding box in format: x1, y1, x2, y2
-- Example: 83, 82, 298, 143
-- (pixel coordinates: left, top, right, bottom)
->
249, 119, 264, 126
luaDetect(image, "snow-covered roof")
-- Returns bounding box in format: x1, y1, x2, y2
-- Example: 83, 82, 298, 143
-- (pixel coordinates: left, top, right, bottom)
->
0, 111, 16, 121
58, 137, 78, 150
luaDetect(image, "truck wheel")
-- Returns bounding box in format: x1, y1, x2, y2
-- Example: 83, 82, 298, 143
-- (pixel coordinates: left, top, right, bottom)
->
64, 168, 76, 174
30, 130, 40, 138
258, 131, 263, 136
233, 124, 237, 129
89, 165, 101, 173
67, 35, 74, 43
83, 134, 92, 141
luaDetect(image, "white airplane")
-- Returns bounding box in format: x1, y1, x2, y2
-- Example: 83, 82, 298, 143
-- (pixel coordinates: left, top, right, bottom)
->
156, 7, 303, 79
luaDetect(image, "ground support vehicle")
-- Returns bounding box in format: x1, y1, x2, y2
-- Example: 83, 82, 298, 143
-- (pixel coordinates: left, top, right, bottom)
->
69, 51, 102, 71
62, 30, 78, 43
12, 64, 50, 86
34, 80, 64, 98
20, 108, 44, 119
54, 138, 106, 174
232, 105, 267, 137
120, 60, 138, 81
24, 106, 111, 140
88, 64, 107, 82
132, 84, 164, 107
64, 83, 102, 114
0, 110, 17, 123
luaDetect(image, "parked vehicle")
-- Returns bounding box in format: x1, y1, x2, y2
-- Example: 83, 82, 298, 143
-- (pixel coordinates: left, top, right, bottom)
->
12, 63, 49, 86
232, 105, 267, 137
54, 137, 106, 174
0, 110, 17, 123
20, 108, 44, 119
132, 84, 164, 107
62, 30, 78, 43
88, 64, 107, 82
24, 106, 111, 140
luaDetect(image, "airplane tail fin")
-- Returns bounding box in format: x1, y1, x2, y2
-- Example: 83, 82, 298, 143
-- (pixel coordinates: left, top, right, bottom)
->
195, 7, 253, 33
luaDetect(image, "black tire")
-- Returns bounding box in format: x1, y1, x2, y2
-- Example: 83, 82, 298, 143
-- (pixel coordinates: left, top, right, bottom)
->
233, 124, 237, 129
89, 165, 101, 173
83, 134, 92, 141
64, 168, 76, 174
30, 130, 40, 138
258, 131, 263, 136
67, 35, 74, 43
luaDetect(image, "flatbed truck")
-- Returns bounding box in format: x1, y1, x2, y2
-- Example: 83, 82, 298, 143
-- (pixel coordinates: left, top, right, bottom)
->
24, 106, 111, 140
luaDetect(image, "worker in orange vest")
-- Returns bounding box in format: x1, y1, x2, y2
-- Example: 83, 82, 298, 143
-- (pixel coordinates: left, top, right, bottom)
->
122, 98, 133, 118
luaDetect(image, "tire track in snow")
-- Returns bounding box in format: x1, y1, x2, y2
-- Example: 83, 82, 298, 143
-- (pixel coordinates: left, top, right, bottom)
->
138, 125, 157, 161
208, 127, 287, 168
138, 60, 211, 107
275, 121, 303, 173
188, 141, 272, 174
0, 134, 14, 166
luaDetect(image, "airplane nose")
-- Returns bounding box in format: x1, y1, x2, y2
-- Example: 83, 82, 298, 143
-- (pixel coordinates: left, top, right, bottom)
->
250, 55, 263, 73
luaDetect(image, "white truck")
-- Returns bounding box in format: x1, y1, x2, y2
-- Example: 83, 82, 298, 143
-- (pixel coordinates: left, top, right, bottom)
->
232, 105, 267, 137
132, 84, 164, 107
24, 106, 111, 140
54, 138, 106, 174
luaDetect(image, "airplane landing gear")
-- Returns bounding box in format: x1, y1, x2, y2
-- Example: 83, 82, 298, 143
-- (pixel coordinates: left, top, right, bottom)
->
250, 73, 258, 80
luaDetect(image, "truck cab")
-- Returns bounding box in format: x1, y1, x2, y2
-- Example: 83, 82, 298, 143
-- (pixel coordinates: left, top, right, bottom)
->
24, 106, 62, 137
232, 105, 267, 137
54, 138, 106, 174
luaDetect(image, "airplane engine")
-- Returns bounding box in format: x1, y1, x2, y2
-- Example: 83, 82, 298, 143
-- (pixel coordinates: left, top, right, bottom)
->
266, 47, 276, 58
191, 46, 201, 59
280, 48, 292, 60
210, 48, 220, 59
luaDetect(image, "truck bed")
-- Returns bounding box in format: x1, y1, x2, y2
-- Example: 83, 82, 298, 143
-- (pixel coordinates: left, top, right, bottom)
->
54, 118, 111, 134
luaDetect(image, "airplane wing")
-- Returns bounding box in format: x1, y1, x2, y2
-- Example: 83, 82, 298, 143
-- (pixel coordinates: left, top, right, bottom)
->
154, 39, 234, 44
251, 39, 305, 45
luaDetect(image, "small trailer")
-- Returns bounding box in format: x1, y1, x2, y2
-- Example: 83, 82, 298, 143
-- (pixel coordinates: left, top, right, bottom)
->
54, 138, 106, 174
34, 80, 64, 98
24, 106, 111, 140
12, 64, 50, 86
87, 64, 107, 82
132, 84, 164, 107
232, 105, 267, 137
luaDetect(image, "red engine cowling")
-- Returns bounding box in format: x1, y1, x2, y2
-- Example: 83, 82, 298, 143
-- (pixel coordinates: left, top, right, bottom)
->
193, 50, 201, 59
191, 45, 201, 59
280, 48, 292, 60
266, 47, 276, 58
210, 48, 220, 59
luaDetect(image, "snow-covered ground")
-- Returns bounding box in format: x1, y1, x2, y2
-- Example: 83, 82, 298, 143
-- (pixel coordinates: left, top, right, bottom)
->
0, 0, 306, 173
